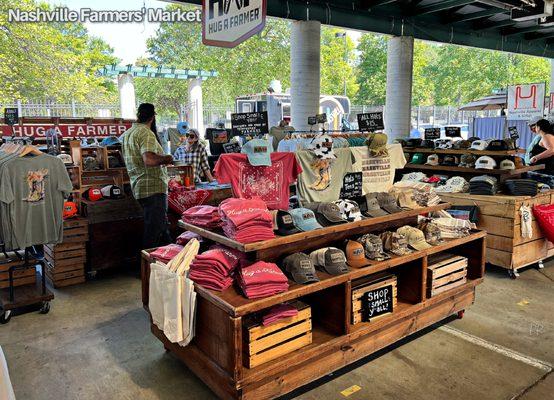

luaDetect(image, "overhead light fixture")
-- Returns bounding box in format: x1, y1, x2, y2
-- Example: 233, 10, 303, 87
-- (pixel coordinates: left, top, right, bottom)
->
512, 0, 553, 21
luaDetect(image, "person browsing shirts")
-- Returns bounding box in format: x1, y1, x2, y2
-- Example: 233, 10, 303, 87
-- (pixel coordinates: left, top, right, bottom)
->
120, 103, 173, 249
528, 119, 554, 174
173, 129, 216, 183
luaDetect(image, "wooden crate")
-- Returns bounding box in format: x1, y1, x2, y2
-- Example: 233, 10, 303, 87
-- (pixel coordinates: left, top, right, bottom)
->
352, 274, 397, 325
440, 191, 554, 272
427, 254, 468, 297
0, 253, 37, 289
243, 301, 312, 368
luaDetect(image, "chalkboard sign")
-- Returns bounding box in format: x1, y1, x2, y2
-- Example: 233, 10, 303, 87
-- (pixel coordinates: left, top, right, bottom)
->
4, 108, 18, 126
363, 284, 394, 321
508, 126, 520, 140
316, 113, 327, 124
339, 172, 362, 199
444, 126, 461, 138
231, 112, 269, 135
308, 116, 317, 125
357, 112, 384, 132
424, 128, 441, 140
223, 142, 241, 153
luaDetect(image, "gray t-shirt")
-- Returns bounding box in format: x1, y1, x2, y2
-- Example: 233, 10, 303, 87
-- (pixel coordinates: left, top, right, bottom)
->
0, 152, 19, 249
0, 154, 73, 249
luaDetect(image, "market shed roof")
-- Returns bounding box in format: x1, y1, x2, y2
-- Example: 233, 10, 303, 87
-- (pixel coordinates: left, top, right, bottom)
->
175, 1, 554, 58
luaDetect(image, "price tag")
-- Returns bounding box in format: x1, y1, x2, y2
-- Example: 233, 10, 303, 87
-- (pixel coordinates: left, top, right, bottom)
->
444, 126, 461, 138
231, 111, 269, 136
357, 112, 384, 132
363, 284, 394, 321
424, 128, 441, 140
223, 142, 241, 153
4, 108, 18, 126
339, 172, 363, 199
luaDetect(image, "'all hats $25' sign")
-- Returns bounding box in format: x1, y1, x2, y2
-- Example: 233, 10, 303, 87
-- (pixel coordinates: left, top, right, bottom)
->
202, 0, 267, 48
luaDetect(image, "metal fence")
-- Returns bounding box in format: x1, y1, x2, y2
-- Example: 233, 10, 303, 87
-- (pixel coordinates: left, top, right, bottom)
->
0, 100, 120, 118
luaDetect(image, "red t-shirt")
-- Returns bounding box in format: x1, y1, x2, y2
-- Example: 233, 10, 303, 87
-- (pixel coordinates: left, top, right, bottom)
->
215, 153, 303, 210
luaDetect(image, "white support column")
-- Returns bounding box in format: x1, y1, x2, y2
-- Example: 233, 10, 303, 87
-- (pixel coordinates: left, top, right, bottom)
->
117, 73, 136, 119
291, 20, 321, 132
385, 36, 414, 141
188, 78, 205, 136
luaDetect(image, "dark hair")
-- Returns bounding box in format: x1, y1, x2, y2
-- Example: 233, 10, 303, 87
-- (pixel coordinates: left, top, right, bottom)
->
535, 119, 554, 134
137, 103, 156, 123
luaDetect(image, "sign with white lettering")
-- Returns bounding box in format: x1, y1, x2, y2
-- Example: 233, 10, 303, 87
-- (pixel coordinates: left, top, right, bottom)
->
357, 112, 384, 132
4, 108, 18, 126
424, 128, 441, 140
231, 111, 268, 135
0, 123, 130, 138
340, 173, 362, 199
444, 126, 461, 138
202, 0, 267, 48
363, 284, 394, 321
223, 142, 241, 153
507, 82, 546, 121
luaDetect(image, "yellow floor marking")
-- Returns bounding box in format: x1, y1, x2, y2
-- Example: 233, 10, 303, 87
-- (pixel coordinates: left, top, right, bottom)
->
340, 385, 362, 397
517, 299, 530, 306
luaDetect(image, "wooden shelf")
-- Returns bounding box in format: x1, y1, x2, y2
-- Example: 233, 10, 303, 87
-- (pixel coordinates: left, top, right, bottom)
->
402, 163, 544, 175
403, 147, 524, 156
178, 203, 451, 253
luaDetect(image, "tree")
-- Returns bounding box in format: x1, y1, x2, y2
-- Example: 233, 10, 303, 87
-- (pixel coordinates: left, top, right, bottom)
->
320, 27, 358, 98
0, 0, 117, 104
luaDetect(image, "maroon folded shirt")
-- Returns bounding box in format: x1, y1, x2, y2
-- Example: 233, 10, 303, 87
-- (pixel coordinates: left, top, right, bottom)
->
149, 244, 183, 262
262, 304, 298, 326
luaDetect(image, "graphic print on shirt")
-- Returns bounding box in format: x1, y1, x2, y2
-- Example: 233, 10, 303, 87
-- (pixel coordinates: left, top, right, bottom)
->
238, 160, 284, 208
23, 169, 49, 202
309, 157, 333, 191
362, 156, 391, 186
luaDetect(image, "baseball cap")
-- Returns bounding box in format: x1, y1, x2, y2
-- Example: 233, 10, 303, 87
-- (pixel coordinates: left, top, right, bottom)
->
290, 208, 323, 232
368, 133, 388, 157
394, 139, 407, 147
345, 240, 372, 268
100, 136, 121, 147
410, 153, 425, 164
364, 195, 389, 218
177, 121, 190, 135
441, 155, 459, 166
108, 155, 122, 168
309, 135, 336, 160
467, 136, 480, 143
100, 184, 124, 199
333, 199, 363, 222
453, 140, 471, 150
306, 202, 346, 226
425, 154, 440, 166
376, 192, 403, 214
380, 231, 412, 256
83, 156, 99, 171
357, 234, 390, 261
470, 140, 487, 151
396, 188, 419, 209
274, 210, 300, 236
83, 188, 103, 201
63, 201, 78, 219
282, 253, 320, 284
57, 153, 73, 165
436, 176, 469, 193
420, 139, 435, 149
435, 139, 453, 149
475, 156, 497, 170
418, 222, 443, 246
499, 159, 516, 170
405, 138, 422, 148
241, 138, 272, 166
486, 139, 509, 151
528, 116, 542, 126
459, 154, 477, 168
310, 248, 349, 275
397, 226, 432, 251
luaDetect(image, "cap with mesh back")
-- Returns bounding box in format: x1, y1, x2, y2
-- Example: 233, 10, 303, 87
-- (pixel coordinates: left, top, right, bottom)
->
441, 155, 459, 166
459, 154, 477, 168
100, 185, 124, 199
397, 226, 432, 251
486, 140, 510, 151
380, 231, 412, 256
282, 253, 320, 284
274, 210, 301, 236
376, 192, 403, 213
470, 140, 487, 151
475, 156, 497, 170
453, 140, 471, 149
417, 221, 443, 245
305, 202, 346, 226
435, 139, 453, 149
310, 247, 349, 275
467, 136, 480, 143
405, 138, 422, 148
57, 154, 73, 165
364, 195, 389, 218
410, 153, 425, 164
420, 139, 435, 149
357, 234, 390, 261
499, 159, 516, 170
425, 154, 440, 166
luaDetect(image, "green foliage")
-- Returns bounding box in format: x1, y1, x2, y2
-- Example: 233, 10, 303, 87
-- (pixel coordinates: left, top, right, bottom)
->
355, 34, 387, 105
0, 0, 117, 104
320, 27, 358, 98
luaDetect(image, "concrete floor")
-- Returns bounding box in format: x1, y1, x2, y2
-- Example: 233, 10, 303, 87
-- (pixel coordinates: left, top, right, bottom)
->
1, 263, 553, 400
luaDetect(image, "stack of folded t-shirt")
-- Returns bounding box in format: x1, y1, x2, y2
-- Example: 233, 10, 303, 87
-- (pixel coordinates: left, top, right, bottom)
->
149, 244, 183, 263
262, 303, 299, 326
189, 245, 243, 291
237, 261, 289, 299
176, 231, 203, 245
219, 198, 275, 243
182, 205, 222, 229
504, 179, 538, 196
469, 175, 498, 195
527, 171, 554, 188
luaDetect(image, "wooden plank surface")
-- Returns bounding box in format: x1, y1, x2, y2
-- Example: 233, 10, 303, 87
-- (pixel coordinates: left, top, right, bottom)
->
429, 277, 467, 297
403, 148, 523, 156
247, 307, 311, 340
431, 270, 467, 289
249, 320, 312, 355
402, 163, 544, 175
487, 239, 548, 269
46, 275, 86, 288
247, 332, 312, 368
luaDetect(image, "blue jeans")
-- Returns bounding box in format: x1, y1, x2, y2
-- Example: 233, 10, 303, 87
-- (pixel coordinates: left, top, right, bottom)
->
138, 193, 172, 249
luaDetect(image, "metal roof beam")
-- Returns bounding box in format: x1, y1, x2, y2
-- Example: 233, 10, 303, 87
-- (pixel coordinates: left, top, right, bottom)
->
446, 7, 507, 23
412, 0, 476, 16
473, 18, 517, 30
526, 31, 554, 41
502, 23, 544, 36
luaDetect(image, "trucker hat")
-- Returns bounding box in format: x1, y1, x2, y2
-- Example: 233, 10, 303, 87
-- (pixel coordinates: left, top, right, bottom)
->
397, 226, 432, 251
376, 192, 403, 214
310, 248, 349, 275
333, 199, 363, 222
486, 139, 510, 151
63, 201, 78, 219
425, 154, 440, 166
417, 222, 443, 246
364, 195, 389, 218
357, 234, 390, 261
282, 253, 320, 284
305, 202, 346, 226
435, 139, 453, 149
420, 139, 435, 149
453, 140, 471, 150
345, 240, 372, 268
177, 121, 190, 135
395, 188, 420, 209
380, 231, 412, 256
499, 159, 516, 170
57, 153, 73, 165
470, 140, 487, 151
100, 185, 124, 199
289, 208, 323, 232
100, 136, 121, 147
83, 156, 99, 171
410, 153, 425, 164
241, 138, 272, 166
368, 133, 388, 157
459, 154, 477, 168
405, 138, 422, 148
467, 136, 481, 143
108, 155, 123, 168
274, 210, 301, 236
83, 188, 103, 201
475, 156, 497, 170
441, 155, 459, 166
309, 135, 336, 160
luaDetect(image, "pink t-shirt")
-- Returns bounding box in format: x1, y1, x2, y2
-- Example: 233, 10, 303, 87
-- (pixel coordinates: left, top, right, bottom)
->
215, 153, 302, 210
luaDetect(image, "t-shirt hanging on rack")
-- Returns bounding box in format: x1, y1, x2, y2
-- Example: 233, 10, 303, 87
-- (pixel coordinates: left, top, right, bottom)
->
350, 144, 406, 195
214, 152, 302, 210
296, 147, 354, 204
0, 153, 73, 250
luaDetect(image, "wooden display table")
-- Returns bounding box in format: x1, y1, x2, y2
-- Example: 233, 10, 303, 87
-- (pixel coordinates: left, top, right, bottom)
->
141, 204, 485, 399
440, 191, 554, 277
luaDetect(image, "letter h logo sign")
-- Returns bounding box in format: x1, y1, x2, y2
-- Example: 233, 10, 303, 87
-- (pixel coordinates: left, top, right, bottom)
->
515, 84, 537, 110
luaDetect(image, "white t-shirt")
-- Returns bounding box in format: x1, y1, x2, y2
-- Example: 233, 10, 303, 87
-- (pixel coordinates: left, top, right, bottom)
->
351, 144, 407, 195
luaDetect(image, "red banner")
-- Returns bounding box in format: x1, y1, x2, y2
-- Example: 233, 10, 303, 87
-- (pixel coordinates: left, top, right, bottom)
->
1, 123, 132, 138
